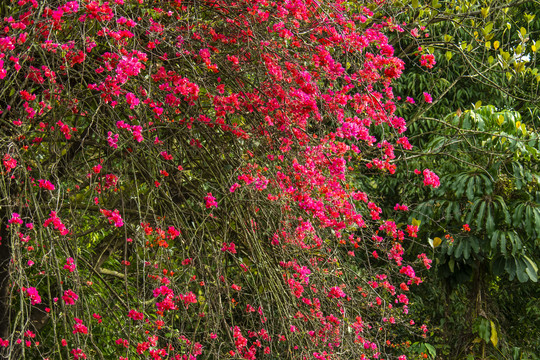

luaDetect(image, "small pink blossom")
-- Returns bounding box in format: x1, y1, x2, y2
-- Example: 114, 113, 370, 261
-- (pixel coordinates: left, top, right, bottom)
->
38, 179, 55, 190
25, 287, 41, 305
62, 289, 78, 305
204, 192, 217, 209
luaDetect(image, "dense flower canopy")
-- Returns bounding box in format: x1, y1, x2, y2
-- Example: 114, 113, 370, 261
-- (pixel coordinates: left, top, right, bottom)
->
0, 0, 436, 359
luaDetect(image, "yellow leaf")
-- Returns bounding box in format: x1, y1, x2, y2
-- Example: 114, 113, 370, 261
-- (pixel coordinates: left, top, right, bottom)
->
516, 120, 521, 129
497, 114, 504, 125
433, 237, 442, 247
493, 40, 500, 50
490, 321, 498, 347
521, 123, 527, 135
412, 218, 421, 227
481, 7, 489, 18
475, 100, 482, 109
446, 51, 453, 61
485, 41, 491, 49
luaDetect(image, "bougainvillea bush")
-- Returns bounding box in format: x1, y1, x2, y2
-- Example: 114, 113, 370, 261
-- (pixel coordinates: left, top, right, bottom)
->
0, 0, 437, 359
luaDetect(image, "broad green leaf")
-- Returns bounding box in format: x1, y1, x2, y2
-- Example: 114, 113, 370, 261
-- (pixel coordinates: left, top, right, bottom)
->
448, 258, 455, 273
454, 240, 464, 258
476, 201, 486, 230
463, 242, 470, 259
486, 206, 495, 234
425, 343, 436, 357
523, 255, 538, 282
499, 233, 506, 255
466, 176, 475, 200
516, 257, 529, 283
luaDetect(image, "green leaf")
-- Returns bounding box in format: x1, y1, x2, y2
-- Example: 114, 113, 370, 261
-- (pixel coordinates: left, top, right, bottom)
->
466, 176, 475, 200
425, 343, 436, 357
516, 257, 529, 283
476, 318, 491, 342
463, 242, 470, 260
486, 206, 495, 234
491, 231, 499, 249
470, 237, 480, 253
454, 240, 464, 259
499, 232, 507, 255
522, 255, 538, 282
476, 201, 487, 231
505, 257, 517, 280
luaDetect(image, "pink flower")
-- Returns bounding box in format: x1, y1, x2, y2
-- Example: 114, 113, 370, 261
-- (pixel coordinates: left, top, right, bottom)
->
289, 325, 297, 332
8, 213, 23, 225
64, 257, 76, 272
37, 179, 55, 190
423, 92, 433, 103
204, 192, 217, 209
3, 154, 17, 172
128, 309, 144, 321
73, 318, 88, 334
406, 224, 419, 238
25, 287, 41, 305
62, 289, 79, 305
420, 54, 436, 69
126, 92, 139, 109
100, 209, 124, 227
327, 286, 346, 299
422, 168, 440, 188
92, 313, 102, 323
43, 211, 69, 235
221, 242, 236, 254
